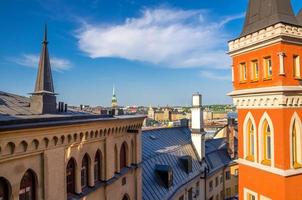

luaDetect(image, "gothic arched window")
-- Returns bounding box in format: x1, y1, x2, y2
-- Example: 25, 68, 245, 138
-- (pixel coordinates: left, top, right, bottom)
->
0, 177, 10, 200
19, 170, 36, 200
66, 158, 76, 195
120, 142, 127, 170
94, 151, 101, 181
81, 154, 90, 189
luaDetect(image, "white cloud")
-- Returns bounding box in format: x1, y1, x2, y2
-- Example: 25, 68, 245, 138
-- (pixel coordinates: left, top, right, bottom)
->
76, 8, 243, 69
200, 70, 231, 81
10, 54, 72, 72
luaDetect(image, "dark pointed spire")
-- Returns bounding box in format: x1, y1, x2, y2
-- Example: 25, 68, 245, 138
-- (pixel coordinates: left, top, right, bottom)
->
241, 0, 299, 37
33, 24, 54, 94
30, 25, 57, 114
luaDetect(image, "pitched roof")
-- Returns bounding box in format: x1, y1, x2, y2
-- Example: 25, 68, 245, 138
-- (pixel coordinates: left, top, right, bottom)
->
33, 25, 55, 94
142, 127, 203, 200
297, 9, 302, 26
205, 138, 234, 175
241, 0, 299, 37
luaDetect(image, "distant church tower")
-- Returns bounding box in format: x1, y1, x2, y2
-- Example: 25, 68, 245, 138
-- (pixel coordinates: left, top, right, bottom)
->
30, 25, 57, 114
228, 0, 302, 199
111, 86, 118, 108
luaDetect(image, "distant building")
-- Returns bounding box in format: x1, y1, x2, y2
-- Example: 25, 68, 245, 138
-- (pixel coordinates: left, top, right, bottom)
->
228, 0, 302, 199
147, 106, 190, 123
0, 26, 144, 200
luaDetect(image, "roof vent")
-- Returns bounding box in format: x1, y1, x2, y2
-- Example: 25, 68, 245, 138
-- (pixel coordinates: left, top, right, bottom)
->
149, 135, 157, 140
180, 155, 192, 174
155, 164, 173, 188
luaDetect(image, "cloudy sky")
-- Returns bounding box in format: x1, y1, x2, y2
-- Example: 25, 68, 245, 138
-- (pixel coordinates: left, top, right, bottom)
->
1, 0, 302, 106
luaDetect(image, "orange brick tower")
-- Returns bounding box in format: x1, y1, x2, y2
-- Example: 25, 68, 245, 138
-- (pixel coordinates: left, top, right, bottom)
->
228, 0, 302, 199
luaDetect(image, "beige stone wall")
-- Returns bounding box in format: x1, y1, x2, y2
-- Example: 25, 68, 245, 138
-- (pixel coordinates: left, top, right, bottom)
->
0, 117, 144, 200
206, 172, 224, 200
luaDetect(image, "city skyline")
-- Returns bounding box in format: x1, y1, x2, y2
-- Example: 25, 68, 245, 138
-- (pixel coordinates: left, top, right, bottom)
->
1, 0, 302, 107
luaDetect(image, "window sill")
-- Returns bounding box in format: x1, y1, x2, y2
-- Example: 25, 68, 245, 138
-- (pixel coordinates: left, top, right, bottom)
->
239, 81, 247, 84
263, 77, 272, 81
261, 160, 271, 166
294, 77, 302, 81
293, 163, 302, 169
245, 155, 255, 162
250, 79, 259, 83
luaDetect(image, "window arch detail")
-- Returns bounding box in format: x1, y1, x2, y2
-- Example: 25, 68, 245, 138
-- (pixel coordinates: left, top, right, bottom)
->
290, 112, 302, 169
66, 158, 76, 195
0, 177, 10, 200
19, 169, 36, 200
243, 112, 257, 162
120, 142, 128, 170
258, 112, 274, 167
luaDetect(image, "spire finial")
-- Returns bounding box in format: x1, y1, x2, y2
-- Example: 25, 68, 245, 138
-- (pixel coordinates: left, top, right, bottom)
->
113, 85, 115, 95
43, 24, 48, 44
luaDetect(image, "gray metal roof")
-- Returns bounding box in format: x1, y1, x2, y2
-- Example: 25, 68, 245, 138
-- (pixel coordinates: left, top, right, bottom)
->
205, 138, 233, 175
142, 127, 203, 200
241, 0, 300, 37
141, 127, 236, 200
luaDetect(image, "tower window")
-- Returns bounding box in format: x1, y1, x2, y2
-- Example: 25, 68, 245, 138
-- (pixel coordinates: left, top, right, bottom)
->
246, 120, 255, 161
292, 120, 302, 169
264, 57, 272, 79
262, 120, 272, 166
293, 55, 300, 78
251, 60, 259, 81
240, 63, 247, 82
19, 170, 36, 200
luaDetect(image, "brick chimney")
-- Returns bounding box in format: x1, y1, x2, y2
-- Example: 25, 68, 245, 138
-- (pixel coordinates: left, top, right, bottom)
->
227, 118, 236, 159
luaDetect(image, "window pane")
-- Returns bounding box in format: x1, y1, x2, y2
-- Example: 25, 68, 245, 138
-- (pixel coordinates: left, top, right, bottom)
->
267, 136, 271, 159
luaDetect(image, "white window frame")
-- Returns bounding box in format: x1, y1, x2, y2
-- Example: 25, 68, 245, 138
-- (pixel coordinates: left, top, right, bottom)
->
244, 188, 258, 200
243, 112, 258, 162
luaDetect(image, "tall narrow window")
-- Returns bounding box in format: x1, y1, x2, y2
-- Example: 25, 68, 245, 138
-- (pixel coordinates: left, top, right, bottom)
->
94, 151, 101, 182
262, 120, 272, 165
19, 170, 35, 200
292, 121, 302, 168
81, 154, 89, 190
293, 55, 300, 78
251, 60, 259, 81
0, 178, 9, 200
264, 57, 272, 79
66, 158, 76, 195
246, 120, 255, 161
240, 63, 247, 82
120, 142, 127, 170
247, 193, 256, 200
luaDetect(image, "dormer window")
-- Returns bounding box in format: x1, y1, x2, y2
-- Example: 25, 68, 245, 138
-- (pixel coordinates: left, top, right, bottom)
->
155, 164, 173, 188
180, 155, 192, 174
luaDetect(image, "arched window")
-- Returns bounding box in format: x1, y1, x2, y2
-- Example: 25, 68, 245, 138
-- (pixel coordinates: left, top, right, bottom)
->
66, 158, 76, 195
262, 120, 272, 165
292, 121, 302, 168
122, 194, 130, 200
81, 154, 89, 189
114, 145, 118, 173
0, 177, 10, 200
94, 151, 101, 182
246, 120, 255, 161
120, 142, 127, 170
131, 140, 135, 164
19, 170, 36, 200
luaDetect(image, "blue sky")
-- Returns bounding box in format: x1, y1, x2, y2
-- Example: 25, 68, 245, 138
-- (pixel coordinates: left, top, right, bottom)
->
1, 0, 302, 107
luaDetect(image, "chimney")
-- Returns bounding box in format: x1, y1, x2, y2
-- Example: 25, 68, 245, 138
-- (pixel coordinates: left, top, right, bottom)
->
227, 118, 236, 159
30, 25, 57, 114
191, 93, 206, 161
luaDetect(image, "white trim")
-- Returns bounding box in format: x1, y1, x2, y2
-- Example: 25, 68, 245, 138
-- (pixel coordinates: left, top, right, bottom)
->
243, 112, 257, 162
228, 23, 302, 55
244, 188, 258, 200
228, 86, 302, 97
260, 195, 271, 200
258, 112, 274, 167
238, 158, 302, 177
289, 112, 302, 169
